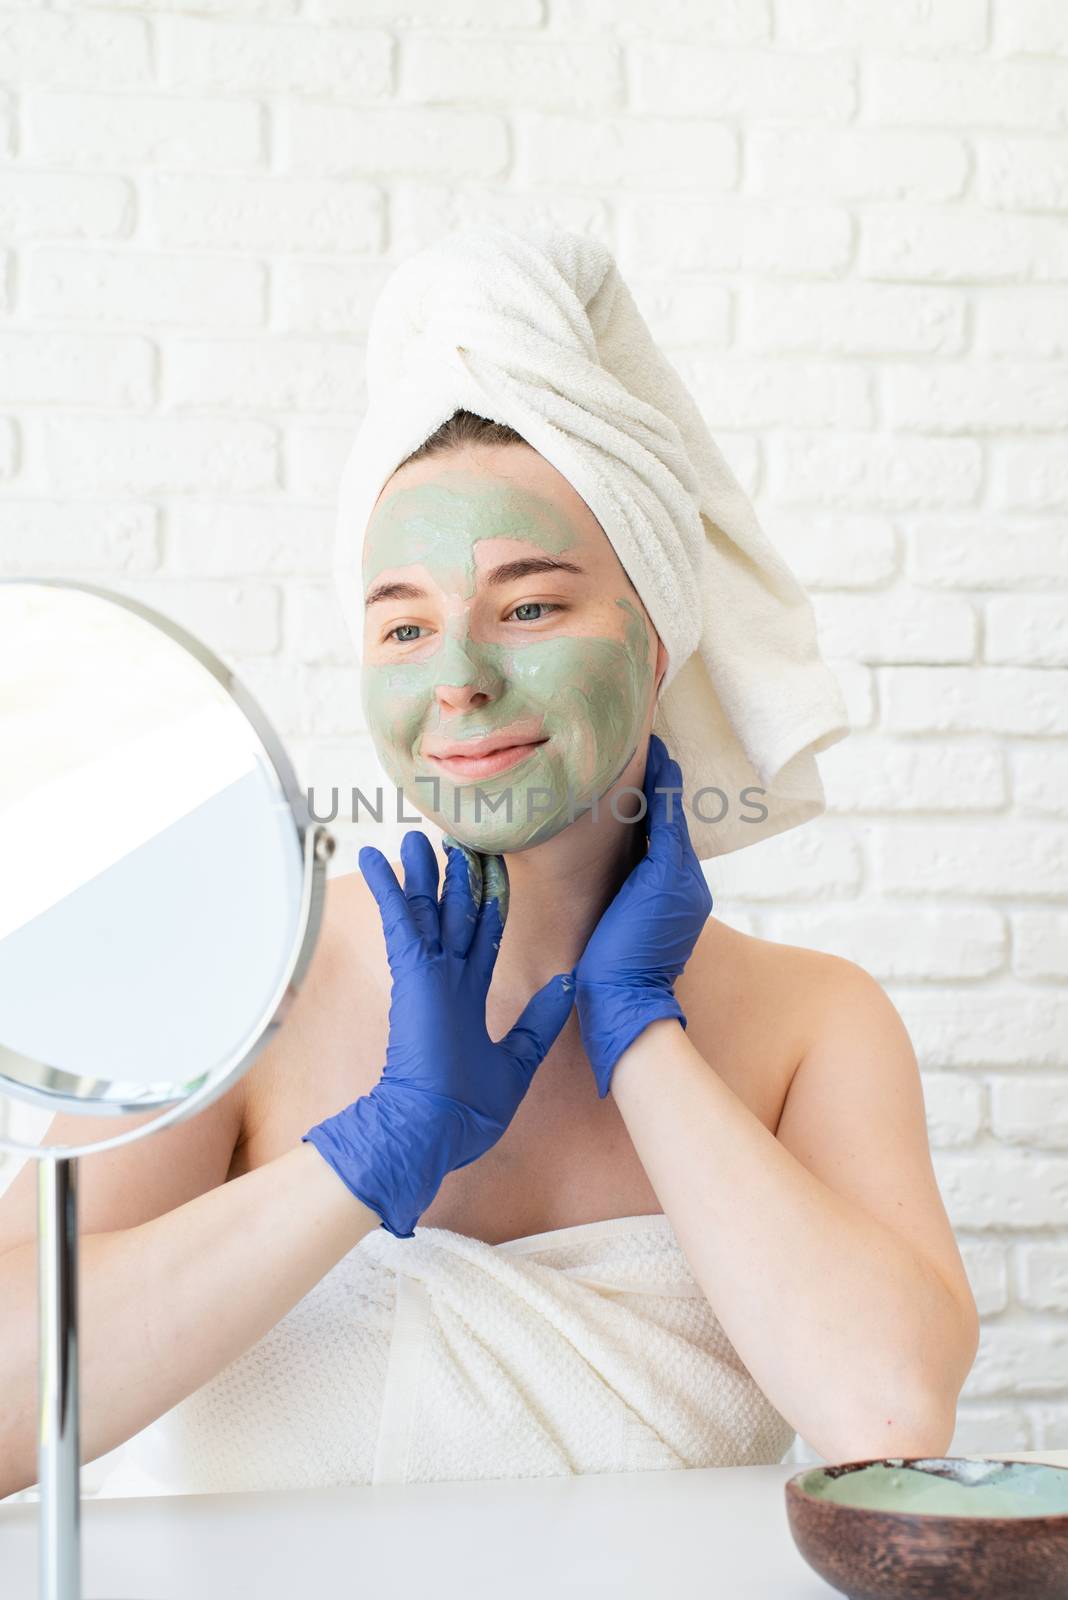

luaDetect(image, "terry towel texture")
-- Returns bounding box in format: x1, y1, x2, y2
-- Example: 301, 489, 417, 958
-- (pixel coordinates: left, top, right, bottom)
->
332, 223, 851, 860
96, 1213, 794, 1495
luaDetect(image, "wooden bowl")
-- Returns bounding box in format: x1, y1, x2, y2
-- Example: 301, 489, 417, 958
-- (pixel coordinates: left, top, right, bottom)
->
784, 1456, 1068, 1600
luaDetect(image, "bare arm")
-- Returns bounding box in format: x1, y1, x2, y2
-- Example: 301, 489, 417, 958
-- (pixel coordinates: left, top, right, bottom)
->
0, 1142, 377, 1499
0, 890, 378, 1499
610, 961, 980, 1465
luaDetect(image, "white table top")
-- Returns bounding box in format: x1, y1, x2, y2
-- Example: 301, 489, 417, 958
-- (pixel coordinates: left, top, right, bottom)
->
2, 1451, 1066, 1599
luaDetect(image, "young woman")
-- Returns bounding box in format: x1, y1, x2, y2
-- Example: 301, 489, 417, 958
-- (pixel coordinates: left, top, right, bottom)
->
0, 412, 979, 1500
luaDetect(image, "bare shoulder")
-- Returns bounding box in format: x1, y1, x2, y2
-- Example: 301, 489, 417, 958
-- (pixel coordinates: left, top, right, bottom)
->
678, 917, 871, 1127
231, 866, 388, 1160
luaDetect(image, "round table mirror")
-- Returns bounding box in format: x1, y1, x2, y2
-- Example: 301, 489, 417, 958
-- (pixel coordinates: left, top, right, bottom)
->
0, 578, 335, 1600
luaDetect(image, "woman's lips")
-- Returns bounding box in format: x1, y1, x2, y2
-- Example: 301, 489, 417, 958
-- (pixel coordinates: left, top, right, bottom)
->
424, 738, 548, 779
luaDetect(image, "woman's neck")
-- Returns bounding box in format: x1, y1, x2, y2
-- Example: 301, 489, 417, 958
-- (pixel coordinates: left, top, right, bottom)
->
491, 806, 648, 993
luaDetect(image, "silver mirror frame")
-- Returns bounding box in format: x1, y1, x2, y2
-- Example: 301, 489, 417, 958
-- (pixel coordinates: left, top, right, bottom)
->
0, 576, 336, 1158
0, 577, 337, 1600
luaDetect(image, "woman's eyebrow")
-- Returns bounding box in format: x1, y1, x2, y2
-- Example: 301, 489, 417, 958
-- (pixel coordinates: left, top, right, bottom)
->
365, 556, 585, 607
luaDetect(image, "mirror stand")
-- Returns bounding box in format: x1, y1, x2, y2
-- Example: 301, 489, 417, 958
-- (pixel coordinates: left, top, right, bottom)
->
37, 1155, 82, 1600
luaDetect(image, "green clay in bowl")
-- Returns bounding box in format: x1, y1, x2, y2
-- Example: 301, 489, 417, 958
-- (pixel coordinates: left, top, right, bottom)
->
799, 1458, 1068, 1518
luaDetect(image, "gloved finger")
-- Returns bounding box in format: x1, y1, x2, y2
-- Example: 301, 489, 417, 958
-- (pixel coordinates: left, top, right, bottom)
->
480, 852, 509, 932
399, 829, 441, 950
439, 838, 481, 959
643, 735, 685, 873
499, 972, 576, 1086
358, 845, 420, 969
464, 887, 505, 992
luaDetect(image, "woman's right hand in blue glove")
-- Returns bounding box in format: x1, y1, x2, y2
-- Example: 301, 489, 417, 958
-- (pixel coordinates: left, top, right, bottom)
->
302, 830, 575, 1239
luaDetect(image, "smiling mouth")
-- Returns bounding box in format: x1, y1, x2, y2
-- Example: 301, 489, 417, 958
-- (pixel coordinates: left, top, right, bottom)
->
424, 738, 549, 778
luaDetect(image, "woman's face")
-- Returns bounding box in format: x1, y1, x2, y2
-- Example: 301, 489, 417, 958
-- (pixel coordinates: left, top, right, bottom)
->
359, 442, 665, 854
358, 444, 668, 857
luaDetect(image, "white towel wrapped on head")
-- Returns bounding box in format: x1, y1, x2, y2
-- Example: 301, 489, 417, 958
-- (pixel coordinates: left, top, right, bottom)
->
332, 223, 850, 859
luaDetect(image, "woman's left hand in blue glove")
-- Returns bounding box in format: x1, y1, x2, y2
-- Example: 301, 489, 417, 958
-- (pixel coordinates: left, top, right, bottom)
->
573, 733, 714, 1100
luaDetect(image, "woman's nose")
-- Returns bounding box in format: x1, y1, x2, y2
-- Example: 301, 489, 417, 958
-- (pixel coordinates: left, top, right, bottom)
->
432, 634, 503, 712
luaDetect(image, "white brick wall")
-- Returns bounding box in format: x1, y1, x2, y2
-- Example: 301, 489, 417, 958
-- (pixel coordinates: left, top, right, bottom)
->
1, 0, 1066, 1476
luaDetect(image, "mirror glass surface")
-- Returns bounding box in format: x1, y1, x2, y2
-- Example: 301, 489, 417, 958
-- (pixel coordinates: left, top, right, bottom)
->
0, 580, 306, 1115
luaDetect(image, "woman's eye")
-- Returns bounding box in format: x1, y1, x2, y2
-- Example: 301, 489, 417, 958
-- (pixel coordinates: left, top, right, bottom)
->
385, 623, 424, 643
508, 602, 560, 623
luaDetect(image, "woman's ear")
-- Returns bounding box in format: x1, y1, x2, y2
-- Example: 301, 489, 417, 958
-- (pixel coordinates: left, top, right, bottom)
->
654, 636, 668, 695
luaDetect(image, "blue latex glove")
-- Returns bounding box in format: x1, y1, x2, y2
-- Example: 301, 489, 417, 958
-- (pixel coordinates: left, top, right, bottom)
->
302, 830, 575, 1239
574, 733, 714, 1100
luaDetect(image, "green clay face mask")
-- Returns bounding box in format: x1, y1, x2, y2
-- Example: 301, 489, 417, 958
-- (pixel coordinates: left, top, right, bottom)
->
360, 471, 654, 856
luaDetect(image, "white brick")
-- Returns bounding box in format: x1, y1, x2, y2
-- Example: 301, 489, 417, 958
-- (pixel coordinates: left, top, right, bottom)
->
906, 520, 1068, 587
778, 0, 987, 52
1012, 749, 1068, 818
891, 990, 1068, 1068
23, 91, 263, 170
283, 581, 355, 665
977, 290, 1068, 357
167, 502, 332, 576
311, 0, 539, 20
0, 12, 150, 88
0, 502, 159, 573
740, 284, 967, 356
629, 278, 732, 349
749, 127, 968, 202
25, 246, 266, 329
819, 736, 1007, 813
516, 112, 737, 192
977, 137, 1068, 213
875, 821, 1068, 899
0, 173, 131, 239
234, 659, 364, 737
964, 1323, 1068, 1395
867, 58, 1068, 133
821, 659, 875, 730
0, 331, 154, 406
404, 36, 622, 111
631, 44, 854, 119
994, 441, 1068, 511
995, 0, 1068, 56
768, 434, 982, 510
811, 591, 976, 664
82, 0, 299, 11
921, 1071, 987, 1145
1031, 1404, 1068, 1449
283, 422, 356, 503
1013, 910, 1068, 979
763, 909, 1005, 983
950, 1404, 1031, 1453
37, 416, 277, 494
552, 0, 769, 39
115, 578, 281, 655
0, 419, 15, 479
882, 667, 1068, 736
1018, 1246, 1068, 1310
985, 596, 1068, 667
158, 16, 390, 96
704, 823, 862, 902
671, 356, 871, 430
885, 363, 1068, 433
756, 514, 898, 589
618, 201, 852, 277
991, 1079, 1068, 1149
959, 1241, 1010, 1315
273, 259, 394, 335
146, 175, 384, 254
860, 209, 1068, 284
283, 104, 508, 179
390, 182, 611, 259
164, 336, 364, 413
